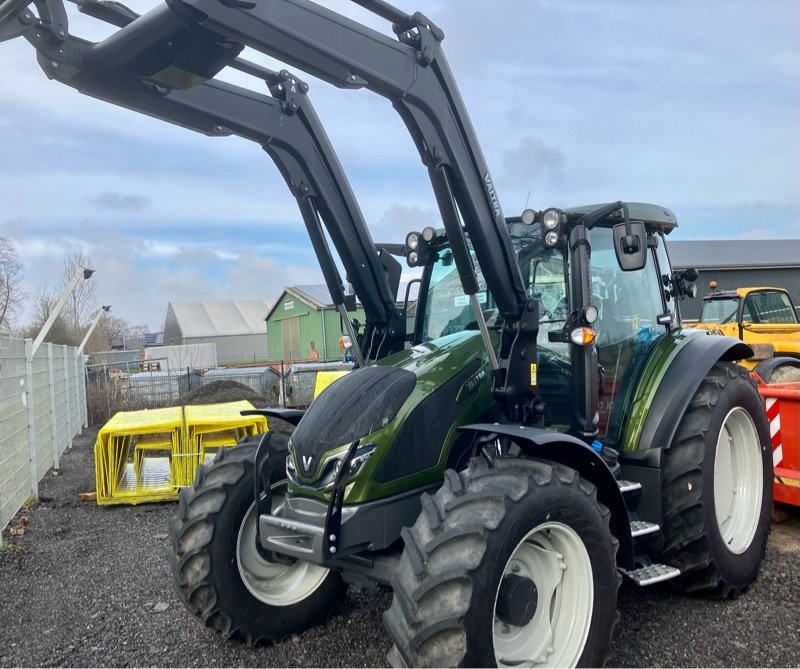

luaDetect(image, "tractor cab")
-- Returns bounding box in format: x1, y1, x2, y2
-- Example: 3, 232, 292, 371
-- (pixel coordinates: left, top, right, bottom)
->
404, 202, 690, 446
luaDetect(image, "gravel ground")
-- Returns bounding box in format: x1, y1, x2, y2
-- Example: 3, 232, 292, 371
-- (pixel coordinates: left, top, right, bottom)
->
1, 428, 799, 668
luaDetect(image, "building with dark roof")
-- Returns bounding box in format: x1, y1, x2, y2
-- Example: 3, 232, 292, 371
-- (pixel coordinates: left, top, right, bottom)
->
669, 239, 800, 320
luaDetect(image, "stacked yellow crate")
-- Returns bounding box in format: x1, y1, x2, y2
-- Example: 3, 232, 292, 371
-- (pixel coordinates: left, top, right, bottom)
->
94, 401, 267, 505
94, 406, 184, 505
179, 401, 267, 486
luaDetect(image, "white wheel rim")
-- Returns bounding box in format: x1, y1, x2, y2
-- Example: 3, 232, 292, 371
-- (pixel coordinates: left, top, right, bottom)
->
236, 484, 331, 606
713, 407, 763, 554
493, 521, 594, 668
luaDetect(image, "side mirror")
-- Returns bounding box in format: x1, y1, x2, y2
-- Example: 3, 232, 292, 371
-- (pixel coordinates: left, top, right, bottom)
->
404, 278, 421, 341
343, 294, 357, 311
613, 221, 647, 271
671, 268, 699, 301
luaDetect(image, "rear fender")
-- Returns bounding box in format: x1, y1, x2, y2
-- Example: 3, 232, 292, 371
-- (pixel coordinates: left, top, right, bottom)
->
754, 356, 800, 382
620, 334, 752, 524
460, 423, 633, 569
628, 334, 752, 463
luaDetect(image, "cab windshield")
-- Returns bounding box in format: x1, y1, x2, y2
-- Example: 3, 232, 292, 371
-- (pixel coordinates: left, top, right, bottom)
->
420, 225, 566, 342
701, 298, 740, 324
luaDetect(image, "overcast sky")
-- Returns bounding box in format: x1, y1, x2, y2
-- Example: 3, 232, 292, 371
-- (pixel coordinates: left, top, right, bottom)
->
1, 0, 798, 331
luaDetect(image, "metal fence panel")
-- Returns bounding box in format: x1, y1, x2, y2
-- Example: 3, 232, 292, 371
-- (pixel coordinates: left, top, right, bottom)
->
0, 337, 30, 531
203, 366, 279, 400
32, 349, 53, 481
52, 350, 69, 457
0, 336, 86, 531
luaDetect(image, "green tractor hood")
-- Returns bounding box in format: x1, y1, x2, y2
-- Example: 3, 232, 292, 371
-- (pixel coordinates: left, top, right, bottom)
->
287, 331, 495, 504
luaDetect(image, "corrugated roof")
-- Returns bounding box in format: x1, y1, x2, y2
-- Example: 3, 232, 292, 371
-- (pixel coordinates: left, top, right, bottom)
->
291, 285, 343, 309
266, 283, 419, 322
669, 239, 800, 269
169, 299, 272, 338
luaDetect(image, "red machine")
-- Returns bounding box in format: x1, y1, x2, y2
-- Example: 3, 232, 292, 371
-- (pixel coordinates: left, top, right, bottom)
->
759, 381, 800, 507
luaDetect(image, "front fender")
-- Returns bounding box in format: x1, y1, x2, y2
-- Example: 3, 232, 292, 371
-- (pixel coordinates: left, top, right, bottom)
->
460, 423, 633, 569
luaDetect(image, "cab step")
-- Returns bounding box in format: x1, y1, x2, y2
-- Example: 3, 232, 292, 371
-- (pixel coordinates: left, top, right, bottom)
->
621, 563, 681, 586
630, 520, 660, 537
617, 479, 641, 493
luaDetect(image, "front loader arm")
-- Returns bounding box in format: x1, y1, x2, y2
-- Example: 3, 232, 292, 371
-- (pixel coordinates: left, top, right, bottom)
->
161, 0, 529, 326
1, 0, 406, 361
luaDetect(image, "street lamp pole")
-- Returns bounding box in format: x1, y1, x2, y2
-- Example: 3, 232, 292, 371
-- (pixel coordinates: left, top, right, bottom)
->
76, 305, 111, 357
31, 266, 95, 356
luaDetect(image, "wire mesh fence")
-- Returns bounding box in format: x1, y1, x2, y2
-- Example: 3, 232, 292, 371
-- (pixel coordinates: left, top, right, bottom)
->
0, 337, 86, 531
85, 357, 354, 425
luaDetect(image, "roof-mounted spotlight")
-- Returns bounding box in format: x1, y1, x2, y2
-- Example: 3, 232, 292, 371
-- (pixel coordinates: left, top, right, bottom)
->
541, 208, 565, 247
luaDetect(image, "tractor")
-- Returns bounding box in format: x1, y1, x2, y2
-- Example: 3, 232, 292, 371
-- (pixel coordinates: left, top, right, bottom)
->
1, 0, 773, 665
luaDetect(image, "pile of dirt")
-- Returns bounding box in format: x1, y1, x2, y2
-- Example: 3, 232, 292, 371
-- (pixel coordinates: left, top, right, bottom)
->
182, 380, 267, 406
181, 380, 294, 434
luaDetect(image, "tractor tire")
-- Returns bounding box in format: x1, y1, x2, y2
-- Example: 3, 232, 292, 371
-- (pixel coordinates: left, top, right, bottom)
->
766, 361, 800, 384
659, 362, 772, 597
167, 437, 346, 644
383, 457, 620, 668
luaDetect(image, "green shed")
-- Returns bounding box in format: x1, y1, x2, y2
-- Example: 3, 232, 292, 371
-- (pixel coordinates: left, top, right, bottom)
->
265, 285, 366, 362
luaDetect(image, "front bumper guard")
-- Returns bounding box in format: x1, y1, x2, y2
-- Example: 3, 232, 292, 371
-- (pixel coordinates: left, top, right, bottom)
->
258, 446, 434, 566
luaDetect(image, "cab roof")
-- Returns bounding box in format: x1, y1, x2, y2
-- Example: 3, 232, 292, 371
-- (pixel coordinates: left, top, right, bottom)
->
564, 202, 678, 233
703, 286, 788, 301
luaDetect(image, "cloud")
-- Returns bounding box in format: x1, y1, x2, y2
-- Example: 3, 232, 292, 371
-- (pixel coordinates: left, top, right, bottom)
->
92, 192, 151, 212
1, 0, 797, 335
501, 137, 566, 189
375, 204, 440, 242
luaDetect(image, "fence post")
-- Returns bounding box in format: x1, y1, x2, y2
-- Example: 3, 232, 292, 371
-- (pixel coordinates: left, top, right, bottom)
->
280, 360, 286, 407
63, 345, 73, 448
47, 344, 59, 471
74, 353, 85, 431
82, 358, 89, 428
24, 339, 39, 499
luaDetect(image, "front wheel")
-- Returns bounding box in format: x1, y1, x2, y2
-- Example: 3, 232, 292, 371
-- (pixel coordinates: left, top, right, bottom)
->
168, 438, 346, 644
384, 457, 620, 668
659, 362, 772, 597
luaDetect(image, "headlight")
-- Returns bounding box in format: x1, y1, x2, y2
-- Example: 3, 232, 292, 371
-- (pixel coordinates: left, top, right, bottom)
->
521, 208, 536, 225
408, 250, 419, 266
542, 208, 561, 230
583, 304, 599, 324
405, 231, 420, 250
287, 443, 376, 490
421, 226, 436, 242
544, 230, 559, 247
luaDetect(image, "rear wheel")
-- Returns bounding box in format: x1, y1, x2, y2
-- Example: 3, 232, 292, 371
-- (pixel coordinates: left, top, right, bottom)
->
764, 359, 800, 384
168, 437, 345, 643
384, 457, 620, 667
659, 362, 771, 596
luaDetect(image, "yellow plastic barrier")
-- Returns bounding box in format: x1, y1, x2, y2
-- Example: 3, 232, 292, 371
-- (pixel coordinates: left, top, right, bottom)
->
180, 401, 267, 486
95, 406, 184, 505
313, 370, 351, 399
94, 401, 266, 506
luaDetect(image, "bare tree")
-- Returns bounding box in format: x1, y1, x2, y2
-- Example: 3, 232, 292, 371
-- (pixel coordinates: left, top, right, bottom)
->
87, 313, 130, 352
127, 323, 150, 339
60, 250, 98, 332
24, 288, 78, 345
0, 237, 23, 332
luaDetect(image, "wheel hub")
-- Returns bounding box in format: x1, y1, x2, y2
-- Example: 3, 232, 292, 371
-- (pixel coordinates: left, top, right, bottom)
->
496, 573, 538, 627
